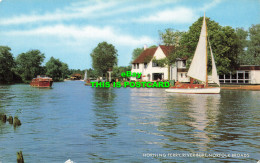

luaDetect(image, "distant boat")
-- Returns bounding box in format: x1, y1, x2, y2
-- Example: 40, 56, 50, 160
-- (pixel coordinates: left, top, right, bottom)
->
83, 70, 87, 81
165, 14, 220, 94
79, 71, 87, 82
30, 75, 53, 88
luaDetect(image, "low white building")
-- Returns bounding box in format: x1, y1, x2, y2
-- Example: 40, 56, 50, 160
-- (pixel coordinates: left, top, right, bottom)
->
219, 65, 260, 84
131, 45, 190, 82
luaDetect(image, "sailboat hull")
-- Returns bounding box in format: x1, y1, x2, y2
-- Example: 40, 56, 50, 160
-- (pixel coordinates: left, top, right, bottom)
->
165, 87, 220, 94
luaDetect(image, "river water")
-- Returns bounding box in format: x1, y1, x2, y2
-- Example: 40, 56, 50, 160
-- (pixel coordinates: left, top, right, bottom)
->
0, 81, 259, 162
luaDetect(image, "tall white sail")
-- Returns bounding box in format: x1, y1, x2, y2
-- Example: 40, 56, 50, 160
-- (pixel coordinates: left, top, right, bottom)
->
209, 43, 220, 86
84, 70, 87, 81
187, 15, 207, 83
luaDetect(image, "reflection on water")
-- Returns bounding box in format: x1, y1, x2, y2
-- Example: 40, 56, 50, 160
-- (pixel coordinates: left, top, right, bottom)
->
150, 94, 221, 154
0, 83, 259, 162
92, 88, 117, 134
188, 94, 220, 151
89, 88, 118, 161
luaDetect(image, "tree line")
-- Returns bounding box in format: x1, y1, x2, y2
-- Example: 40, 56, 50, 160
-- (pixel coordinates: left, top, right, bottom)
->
0, 46, 70, 84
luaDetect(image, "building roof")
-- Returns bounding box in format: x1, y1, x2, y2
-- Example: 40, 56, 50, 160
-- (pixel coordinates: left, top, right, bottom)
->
132, 45, 174, 64
159, 45, 175, 57
237, 65, 260, 70
72, 73, 82, 77
132, 47, 157, 64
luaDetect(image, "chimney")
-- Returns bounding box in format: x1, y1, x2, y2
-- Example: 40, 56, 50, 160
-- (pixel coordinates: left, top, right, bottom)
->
144, 44, 147, 50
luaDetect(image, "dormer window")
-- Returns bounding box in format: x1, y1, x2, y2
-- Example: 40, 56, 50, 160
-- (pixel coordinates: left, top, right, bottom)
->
144, 63, 148, 68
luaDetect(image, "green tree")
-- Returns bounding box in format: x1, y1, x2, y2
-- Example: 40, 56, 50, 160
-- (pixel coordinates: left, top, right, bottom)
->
149, 45, 157, 48
112, 66, 131, 80
158, 29, 184, 80
45, 57, 65, 81
159, 28, 184, 46
235, 28, 248, 64
179, 17, 240, 74
131, 47, 143, 63
61, 63, 69, 79
16, 50, 45, 82
90, 42, 118, 78
0, 46, 16, 83
87, 68, 98, 79
246, 24, 260, 65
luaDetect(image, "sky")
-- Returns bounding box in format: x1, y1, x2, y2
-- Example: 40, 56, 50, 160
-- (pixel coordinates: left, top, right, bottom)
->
0, 0, 259, 70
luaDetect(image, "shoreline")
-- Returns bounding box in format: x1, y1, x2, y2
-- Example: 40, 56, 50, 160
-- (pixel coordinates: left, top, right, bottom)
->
220, 85, 260, 90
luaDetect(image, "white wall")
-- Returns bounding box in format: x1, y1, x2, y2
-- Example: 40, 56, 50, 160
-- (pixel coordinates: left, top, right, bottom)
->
177, 72, 190, 82
177, 60, 186, 68
131, 63, 143, 81
131, 47, 193, 82
131, 46, 169, 81
251, 70, 260, 84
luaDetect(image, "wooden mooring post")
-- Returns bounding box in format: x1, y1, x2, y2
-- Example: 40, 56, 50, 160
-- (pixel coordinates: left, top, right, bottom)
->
17, 151, 24, 163
0, 114, 7, 123
8, 116, 13, 124
14, 117, 22, 128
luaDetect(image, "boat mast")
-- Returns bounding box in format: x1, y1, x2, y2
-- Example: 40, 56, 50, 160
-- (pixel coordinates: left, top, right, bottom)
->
205, 13, 208, 87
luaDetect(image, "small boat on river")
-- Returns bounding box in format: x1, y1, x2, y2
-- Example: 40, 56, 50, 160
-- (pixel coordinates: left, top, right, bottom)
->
30, 75, 53, 88
165, 13, 220, 94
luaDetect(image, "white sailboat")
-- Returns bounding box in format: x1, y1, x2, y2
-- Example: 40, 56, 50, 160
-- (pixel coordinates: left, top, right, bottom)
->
165, 14, 220, 94
80, 70, 87, 81
83, 70, 87, 81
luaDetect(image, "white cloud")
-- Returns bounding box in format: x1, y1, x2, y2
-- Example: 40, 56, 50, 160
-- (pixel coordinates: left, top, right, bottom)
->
134, 7, 197, 23
5, 25, 155, 47
131, 0, 222, 24
0, 1, 119, 25
0, 0, 181, 26
199, 0, 222, 11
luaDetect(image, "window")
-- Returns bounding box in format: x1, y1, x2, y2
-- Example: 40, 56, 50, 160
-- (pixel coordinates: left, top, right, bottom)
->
152, 73, 163, 80
182, 61, 186, 67
144, 63, 147, 68
181, 73, 183, 78
152, 61, 159, 67
137, 63, 139, 69
133, 64, 136, 69
232, 73, 237, 79
238, 72, 243, 79
245, 71, 249, 79
219, 71, 251, 84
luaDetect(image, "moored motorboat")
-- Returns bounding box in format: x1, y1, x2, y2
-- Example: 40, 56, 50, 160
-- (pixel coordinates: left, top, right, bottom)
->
30, 75, 53, 88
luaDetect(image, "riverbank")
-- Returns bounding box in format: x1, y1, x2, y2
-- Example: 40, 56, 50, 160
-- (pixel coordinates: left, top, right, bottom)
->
85, 81, 170, 88
221, 84, 260, 90
85, 82, 260, 90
